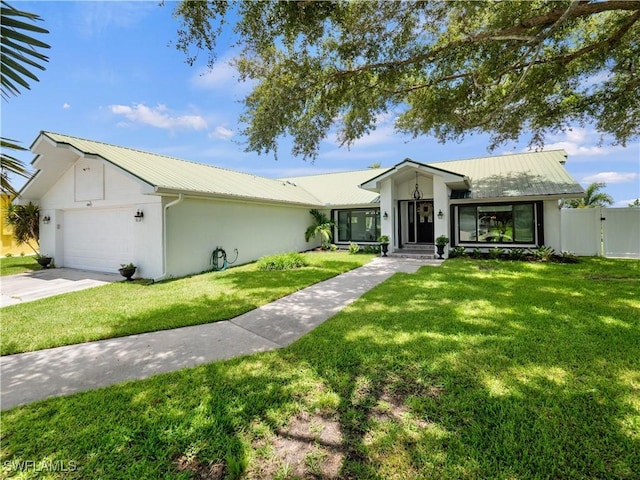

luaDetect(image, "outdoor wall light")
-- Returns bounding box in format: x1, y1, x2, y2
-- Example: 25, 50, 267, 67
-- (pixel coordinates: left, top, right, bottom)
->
437, 209, 444, 220
383, 211, 389, 219
42, 215, 51, 224
134, 209, 144, 222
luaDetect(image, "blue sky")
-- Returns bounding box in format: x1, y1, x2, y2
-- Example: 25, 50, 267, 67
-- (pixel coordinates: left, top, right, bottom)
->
3, 1, 639, 205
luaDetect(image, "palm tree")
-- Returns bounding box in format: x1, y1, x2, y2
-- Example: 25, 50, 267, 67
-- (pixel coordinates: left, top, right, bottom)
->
564, 182, 614, 208
5, 201, 40, 255
1, 1, 50, 195
305, 209, 334, 246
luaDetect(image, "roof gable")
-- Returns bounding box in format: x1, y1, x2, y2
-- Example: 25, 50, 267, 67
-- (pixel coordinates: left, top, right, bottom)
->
281, 169, 389, 206
430, 150, 584, 199
24, 132, 323, 206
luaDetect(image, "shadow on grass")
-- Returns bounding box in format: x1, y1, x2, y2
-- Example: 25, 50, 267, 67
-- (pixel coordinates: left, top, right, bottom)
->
1, 258, 638, 478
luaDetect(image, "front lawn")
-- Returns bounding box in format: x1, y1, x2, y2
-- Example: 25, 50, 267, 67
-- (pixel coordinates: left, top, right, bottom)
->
0, 255, 41, 276
1, 258, 638, 479
0, 252, 374, 355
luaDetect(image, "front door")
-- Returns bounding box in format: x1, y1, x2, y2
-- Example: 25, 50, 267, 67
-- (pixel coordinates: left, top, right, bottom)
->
407, 200, 434, 243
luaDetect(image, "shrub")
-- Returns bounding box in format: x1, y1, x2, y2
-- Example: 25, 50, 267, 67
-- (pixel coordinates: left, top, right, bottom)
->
362, 244, 381, 254
529, 245, 555, 262
559, 250, 579, 263
256, 252, 309, 271
507, 248, 526, 261
348, 242, 360, 254
488, 246, 505, 259
471, 248, 483, 259
5, 253, 13, 258
449, 246, 466, 258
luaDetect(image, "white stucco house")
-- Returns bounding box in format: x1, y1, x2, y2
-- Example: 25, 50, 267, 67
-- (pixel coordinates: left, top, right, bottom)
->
19, 132, 584, 280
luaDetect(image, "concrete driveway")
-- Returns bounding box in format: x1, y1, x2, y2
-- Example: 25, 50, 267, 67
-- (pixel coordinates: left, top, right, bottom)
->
1, 268, 121, 307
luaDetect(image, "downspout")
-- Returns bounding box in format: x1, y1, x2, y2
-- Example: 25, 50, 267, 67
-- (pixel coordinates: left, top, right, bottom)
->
154, 193, 184, 282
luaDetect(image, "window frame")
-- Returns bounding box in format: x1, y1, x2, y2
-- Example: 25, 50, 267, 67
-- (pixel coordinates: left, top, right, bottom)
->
453, 201, 541, 246
334, 208, 381, 243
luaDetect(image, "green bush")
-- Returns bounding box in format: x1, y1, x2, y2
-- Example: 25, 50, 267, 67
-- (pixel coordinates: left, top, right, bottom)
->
449, 246, 466, 258
256, 252, 309, 271
362, 244, 381, 254
348, 242, 360, 254
529, 245, 555, 262
507, 248, 526, 260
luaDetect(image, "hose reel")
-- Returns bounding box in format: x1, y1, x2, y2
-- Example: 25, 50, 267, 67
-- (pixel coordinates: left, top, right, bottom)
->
210, 246, 238, 271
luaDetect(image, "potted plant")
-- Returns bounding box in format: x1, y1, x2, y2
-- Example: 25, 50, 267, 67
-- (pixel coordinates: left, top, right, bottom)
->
35, 253, 53, 268
118, 262, 136, 281
378, 235, 390, 257
435, 235, 449, 259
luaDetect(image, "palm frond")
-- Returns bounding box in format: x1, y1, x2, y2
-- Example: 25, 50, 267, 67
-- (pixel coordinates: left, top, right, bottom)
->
1, 1, 50, 99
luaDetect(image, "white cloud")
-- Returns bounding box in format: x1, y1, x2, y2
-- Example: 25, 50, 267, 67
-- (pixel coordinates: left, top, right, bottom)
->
62, 103, 71, 109
108, 103, 207, 131
616, 198, 640, 207
529, 127, 614, 157
209, 126, 234, 140
76, 2, 155, 37
192, 62, 238, 89
582, 172, 639, 184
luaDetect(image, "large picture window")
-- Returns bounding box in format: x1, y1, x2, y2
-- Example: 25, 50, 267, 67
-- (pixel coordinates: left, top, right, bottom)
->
337, 209, 380, 242
457, 203, 536, 244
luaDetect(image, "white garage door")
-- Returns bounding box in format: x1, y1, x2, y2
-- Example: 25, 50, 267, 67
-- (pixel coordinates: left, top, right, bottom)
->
63, 208, 134, 272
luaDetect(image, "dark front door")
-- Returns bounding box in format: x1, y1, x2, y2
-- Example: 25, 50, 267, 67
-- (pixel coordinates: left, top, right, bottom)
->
408, 201, 434, 243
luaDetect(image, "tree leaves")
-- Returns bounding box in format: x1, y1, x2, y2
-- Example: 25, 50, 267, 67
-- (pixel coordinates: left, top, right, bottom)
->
175, 0, 640, 159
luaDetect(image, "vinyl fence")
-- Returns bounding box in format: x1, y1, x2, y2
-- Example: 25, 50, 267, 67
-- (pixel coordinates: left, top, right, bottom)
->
561, 207, 640, 258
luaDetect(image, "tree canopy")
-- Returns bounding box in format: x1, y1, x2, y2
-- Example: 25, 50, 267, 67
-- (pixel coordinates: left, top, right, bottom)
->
174, 0, 640, 160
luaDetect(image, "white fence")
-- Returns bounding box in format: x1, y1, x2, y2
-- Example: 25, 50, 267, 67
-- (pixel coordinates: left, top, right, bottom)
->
561, 207, 640, 258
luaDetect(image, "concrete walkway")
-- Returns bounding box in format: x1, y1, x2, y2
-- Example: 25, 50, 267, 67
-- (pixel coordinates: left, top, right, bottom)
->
0, 257, 440, 410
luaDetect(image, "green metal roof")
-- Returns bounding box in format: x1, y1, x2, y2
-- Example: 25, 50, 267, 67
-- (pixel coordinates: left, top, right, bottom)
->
39, 132, 323, 206
281, 169, 390, 206
428, 150, 584, 199
32, 132, 582, 206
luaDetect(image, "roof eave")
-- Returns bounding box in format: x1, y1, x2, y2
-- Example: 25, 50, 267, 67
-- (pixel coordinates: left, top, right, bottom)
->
153, 187, 323, 207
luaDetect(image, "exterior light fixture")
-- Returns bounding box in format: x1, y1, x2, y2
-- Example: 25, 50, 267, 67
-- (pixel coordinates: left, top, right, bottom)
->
412, 172, 422, 200
134, 209, 144, 222
437, 209, 444, 220
383, 211, 388, 219
42, 215, 51, 224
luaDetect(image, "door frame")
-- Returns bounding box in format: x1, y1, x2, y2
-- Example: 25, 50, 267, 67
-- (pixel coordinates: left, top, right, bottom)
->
399, 200, 435, 246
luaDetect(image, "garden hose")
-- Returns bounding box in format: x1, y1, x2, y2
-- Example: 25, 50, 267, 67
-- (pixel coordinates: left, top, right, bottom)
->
210, 247, 239, 271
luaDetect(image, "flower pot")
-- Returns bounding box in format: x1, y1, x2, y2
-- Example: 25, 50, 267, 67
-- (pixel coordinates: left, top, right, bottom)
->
436, 244, 445, 259
380, 242, 389, 257
36, 256, 52, 268
118, 267, 136, 281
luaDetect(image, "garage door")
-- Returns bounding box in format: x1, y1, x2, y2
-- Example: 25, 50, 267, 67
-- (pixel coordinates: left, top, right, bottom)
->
63, 208, 134, 272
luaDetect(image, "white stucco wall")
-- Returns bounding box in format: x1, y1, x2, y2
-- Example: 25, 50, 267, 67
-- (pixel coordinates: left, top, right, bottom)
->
165, 197, 315, 278
432, 176, 449, 245
396, 175, 434, 200
379, 179, 395, 245
37, 156, 163, 277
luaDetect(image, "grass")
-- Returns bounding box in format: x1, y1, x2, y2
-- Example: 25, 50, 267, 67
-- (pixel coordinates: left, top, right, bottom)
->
0, 255, 41, 276
0, 252, 374, 355
1, 257, 639, 479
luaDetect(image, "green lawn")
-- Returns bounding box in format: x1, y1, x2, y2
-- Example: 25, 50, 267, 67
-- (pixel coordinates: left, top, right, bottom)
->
0, 255, 41, 276
0, 252, 374, 355
1, 258, 639, 479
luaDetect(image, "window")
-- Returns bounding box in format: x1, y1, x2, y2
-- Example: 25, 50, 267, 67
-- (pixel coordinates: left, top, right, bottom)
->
337, 209, 380, 242
456, 203, 536, 244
